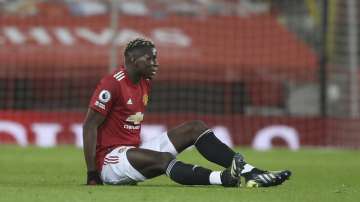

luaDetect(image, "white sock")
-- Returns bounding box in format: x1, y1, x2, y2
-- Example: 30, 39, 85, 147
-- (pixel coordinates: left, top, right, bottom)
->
209, 171, 222, 185
241, 164, 255, 174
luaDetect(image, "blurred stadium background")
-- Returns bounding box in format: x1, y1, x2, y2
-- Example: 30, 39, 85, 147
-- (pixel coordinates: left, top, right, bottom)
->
0, 0, 359, 149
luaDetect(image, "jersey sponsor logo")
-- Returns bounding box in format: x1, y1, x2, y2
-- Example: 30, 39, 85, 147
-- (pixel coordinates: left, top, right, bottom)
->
143, 94, 148, 106
113, 71, 125, 81
123, 124, 141, 130
98, 90, 111, 103
127, 98, 133, 105
126, 112, 144, 125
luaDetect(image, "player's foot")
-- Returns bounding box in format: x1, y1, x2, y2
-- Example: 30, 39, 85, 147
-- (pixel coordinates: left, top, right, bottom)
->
220, 153, 245, 187
243, 168, 292, 188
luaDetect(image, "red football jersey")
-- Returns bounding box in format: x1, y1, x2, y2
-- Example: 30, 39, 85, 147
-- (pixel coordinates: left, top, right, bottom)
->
89, 67, 150, 171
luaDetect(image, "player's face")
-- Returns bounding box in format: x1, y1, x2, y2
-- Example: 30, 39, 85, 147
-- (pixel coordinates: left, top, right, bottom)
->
134, 48, 159, 79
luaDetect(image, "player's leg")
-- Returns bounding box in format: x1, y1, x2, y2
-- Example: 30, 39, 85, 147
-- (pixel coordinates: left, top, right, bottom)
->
166, 120, 292, 187
167, 120, 236, 168
126, 148, 242, 187
101, 146, 242, 186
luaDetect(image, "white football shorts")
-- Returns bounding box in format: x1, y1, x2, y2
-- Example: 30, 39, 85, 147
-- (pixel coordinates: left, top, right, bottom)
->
101, 132, 178, 185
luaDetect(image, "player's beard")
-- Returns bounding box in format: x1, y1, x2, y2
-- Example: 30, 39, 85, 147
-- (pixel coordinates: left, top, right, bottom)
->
147, 66, 158, 80
146, 73, 155, 80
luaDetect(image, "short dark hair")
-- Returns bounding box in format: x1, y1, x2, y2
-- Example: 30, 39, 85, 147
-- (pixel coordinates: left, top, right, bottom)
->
124, 38, 155, 57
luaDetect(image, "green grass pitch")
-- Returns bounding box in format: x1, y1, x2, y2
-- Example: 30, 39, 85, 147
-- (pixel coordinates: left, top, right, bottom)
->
0, 145, 359, 202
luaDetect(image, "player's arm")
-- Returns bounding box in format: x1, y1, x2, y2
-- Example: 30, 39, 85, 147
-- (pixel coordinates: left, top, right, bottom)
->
83, 108, 106, 185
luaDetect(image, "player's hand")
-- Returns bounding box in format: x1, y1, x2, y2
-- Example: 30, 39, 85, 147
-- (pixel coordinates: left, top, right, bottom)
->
86, 171, 103, 185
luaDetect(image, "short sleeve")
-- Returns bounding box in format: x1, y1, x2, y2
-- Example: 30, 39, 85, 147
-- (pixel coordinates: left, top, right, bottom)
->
89, 77, 119, 116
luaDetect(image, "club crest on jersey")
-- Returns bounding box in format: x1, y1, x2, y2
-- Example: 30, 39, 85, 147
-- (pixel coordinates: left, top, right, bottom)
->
143, 94, 149, 106
98, 90, 111, 103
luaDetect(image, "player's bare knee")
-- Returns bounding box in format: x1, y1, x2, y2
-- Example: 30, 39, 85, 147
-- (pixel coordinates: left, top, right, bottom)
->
158, 152, 175, 171
186, 120, 208, 138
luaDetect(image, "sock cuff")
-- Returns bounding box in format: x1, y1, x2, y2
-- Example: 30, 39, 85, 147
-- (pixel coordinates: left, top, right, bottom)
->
165, 159, 178, 176
209, 171, 222, 185
194, 129, 212, 145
